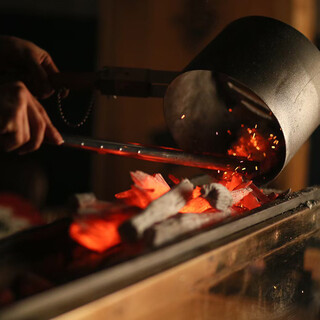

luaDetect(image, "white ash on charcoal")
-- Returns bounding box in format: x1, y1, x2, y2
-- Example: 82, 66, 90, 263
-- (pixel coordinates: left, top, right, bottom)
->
145, 211, 232, 247
200, 182, 253, 210
69, 193, 132, 216
119, 179, 194, 241
200, 183, 233, 211
118, 173, 267, 242
230, 186, 252, 204
144, 183, 253, 247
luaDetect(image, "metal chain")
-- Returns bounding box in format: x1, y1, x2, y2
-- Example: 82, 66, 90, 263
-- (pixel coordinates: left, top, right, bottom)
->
57, 90, 94, 128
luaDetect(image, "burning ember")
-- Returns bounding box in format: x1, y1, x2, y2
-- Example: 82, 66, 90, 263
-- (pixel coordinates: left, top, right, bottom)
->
69, 211, 135, 253
70, 171, 278, 252
228, 125, 283, 178
115, 171, 170, 208
116, 172, 212, 214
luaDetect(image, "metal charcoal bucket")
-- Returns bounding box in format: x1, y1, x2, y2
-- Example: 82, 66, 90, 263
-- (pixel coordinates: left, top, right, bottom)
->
164, 16, 320, 184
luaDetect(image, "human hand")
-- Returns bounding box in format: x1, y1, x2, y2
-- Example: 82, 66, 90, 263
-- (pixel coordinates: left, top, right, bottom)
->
0, 36, 66, 99
0, 81, 63, 153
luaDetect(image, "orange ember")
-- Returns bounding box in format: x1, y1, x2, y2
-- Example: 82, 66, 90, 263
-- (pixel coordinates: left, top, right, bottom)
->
115, 171, 170, 208
69, 212, 134, 253
179, 186, 212, 213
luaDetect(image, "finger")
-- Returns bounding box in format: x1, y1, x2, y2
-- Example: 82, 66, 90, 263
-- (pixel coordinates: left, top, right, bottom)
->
0, 106, 30, 152
0, 82, 30, 151
16, 100, 46, 154
0, 105, 21, 134
0, 81, 25, 124
31, 96, 63, 145
41, 53, 59, 75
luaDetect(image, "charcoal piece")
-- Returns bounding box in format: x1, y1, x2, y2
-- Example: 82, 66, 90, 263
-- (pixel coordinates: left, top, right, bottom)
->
147, 211, 232, 247
119, 179, 194, 241
201, 183, 233, 211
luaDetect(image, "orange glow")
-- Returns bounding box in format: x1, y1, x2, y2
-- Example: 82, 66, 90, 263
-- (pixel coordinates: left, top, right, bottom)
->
179, 197, 212, 213
227, 126, 281, 175
239, 193, 261, 211
168, 174, 180, 185
228, 128, 269, 161
225, 174, 243, 191
180, 186, 212, 213
115, 171, 170, 208
69, 212, 134, 253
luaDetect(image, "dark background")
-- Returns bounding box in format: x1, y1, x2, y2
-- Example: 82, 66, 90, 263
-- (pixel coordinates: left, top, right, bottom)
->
0, 1, 97, 207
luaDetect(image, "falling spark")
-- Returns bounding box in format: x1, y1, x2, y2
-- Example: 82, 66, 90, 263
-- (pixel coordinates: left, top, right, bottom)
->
227, 124, 283, 178
227, 130, 232, 135
216, 131, 219, 135
228, 108, 233, 112
255, 166, 258, 171
180, 114, 186, 119
242, 168, 246, 171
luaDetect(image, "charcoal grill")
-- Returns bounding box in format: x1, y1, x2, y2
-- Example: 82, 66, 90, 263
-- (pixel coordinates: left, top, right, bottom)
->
0, 187, 320, 319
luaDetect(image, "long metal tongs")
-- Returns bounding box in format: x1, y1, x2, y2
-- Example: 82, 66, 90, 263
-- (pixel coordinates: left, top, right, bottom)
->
62, 135, 259, 177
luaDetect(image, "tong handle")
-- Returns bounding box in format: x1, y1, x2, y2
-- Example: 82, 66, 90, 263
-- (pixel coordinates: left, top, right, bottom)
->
50, 67, 180, 98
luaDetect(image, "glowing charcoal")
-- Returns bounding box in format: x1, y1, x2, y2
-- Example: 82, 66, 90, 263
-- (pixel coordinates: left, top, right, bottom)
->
240, 193, 261, 210
115, 171, 171, 208
70, 170, 277, 253
69, 212, 133, 253
224, 174, 243, 191
179, 197, 212, 213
